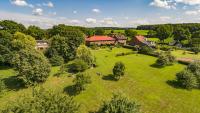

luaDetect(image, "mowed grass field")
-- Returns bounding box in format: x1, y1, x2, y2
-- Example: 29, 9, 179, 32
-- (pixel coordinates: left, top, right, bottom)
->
1, 48, 200, 113
171, 50, 200, 60
105, 29, 149, 35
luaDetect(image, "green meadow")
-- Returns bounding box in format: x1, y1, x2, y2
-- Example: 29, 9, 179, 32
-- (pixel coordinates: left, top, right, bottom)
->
105, 29, 149, 35
1, 48, 200, 113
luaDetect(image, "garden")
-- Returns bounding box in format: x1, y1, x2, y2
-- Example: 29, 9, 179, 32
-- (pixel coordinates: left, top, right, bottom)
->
1, 47, 200, 113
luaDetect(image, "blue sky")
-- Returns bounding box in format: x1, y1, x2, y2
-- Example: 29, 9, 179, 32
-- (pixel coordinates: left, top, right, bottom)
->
1, 0, 200, 28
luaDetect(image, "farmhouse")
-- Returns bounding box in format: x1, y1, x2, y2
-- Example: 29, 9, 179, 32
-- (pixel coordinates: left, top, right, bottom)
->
112, 34, 127, 45
86, 36, 116, 45
129, 35, 155, 47
35, 40, 49, 50
86, 35, 127, 45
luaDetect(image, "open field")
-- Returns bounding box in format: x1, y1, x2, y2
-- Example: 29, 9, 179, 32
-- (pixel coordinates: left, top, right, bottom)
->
1, 48, 200, 113
171, 50, 200, 60
105, 29, 149, 35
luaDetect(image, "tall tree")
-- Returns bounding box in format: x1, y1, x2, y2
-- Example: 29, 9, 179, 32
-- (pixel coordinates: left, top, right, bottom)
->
76, 45, 95, 67
2, 88, 80, 113
0, 30, 13, 48
27, 25, 46, 40
95, 29, 105, 35
11, 32, 36, 51
147, 30, 157, 38
13, 49, 51, 87
47, 25, 85, 61
173, 27, 191, 41
125, 29, 137, 37
0, 20, 26, 34
156, 25, 173, 42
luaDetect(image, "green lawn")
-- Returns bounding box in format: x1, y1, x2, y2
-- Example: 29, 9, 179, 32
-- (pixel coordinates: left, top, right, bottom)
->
171, 50, 200, 60
1, 48, 200, 113
105, 29, 149, 35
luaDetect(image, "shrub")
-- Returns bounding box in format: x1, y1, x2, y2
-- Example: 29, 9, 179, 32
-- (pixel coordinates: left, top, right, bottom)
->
1, 88, 80, 113
76, 45, 96, 67
160, 45, 172, 51
191, 47, 200, 54
97, 94, 140, 113
113, 62, 125, 80
73, 73, 91, 94
13, 49, 51, 87
175, 62, 200, 89
176, 70, 198, 90
69, 59, 89, 73
156, 52, 176, 66
139, 46, 154, 55
49, 55, 64, 66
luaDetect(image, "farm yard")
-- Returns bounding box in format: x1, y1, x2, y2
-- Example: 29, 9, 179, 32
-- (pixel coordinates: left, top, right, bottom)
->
1, 48, 200, 113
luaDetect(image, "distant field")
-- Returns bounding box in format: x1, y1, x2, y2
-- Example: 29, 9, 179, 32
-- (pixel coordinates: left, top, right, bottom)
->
105, 29, 149, 35
1, 48, 200, 113
171, 50, 200, 60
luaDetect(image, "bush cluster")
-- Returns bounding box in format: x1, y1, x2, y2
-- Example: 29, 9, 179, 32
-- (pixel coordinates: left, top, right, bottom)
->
160, 45, 173, 51
2, 88, 80, 113
97, 94, 140, 113
113, 62, 126, 80
13, 49, 51, 87
49, 55, 64, 66
73, 73, 91, 94
69, 59, 89, 73
138, 46, 154, 55
191, 47, 200, 54
156, 52, 176, 67
176, 62, 200, 90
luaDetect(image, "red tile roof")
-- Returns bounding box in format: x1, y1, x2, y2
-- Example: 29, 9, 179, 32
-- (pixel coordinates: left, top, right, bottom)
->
86, 36, 115, 42
135, 35, 146, 42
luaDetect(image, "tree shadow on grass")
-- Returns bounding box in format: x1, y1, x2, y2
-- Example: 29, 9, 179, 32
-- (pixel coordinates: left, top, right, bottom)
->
150, 63, 164, 69
166, 80, 185, 89
0, 66, 11, 70
63, 85, 78, 96
102, 74, 117, 81
2, 76, 23, 91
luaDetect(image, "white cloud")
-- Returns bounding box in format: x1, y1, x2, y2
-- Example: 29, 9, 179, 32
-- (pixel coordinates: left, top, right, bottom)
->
86, 18, 97, 24
11, 0, 34, 8
48, 12, 56, 16
70, 20, 80, 24
100, 18, 119, 26
73, 10, 77, 14
160, 16, 171, 21
150, 0, 176, 9
43, 1, 54, 8
175, 0, 200, 5
11, 0, 27, 6
32, 8, 43, 16
185, 10, 199, 15
92, 9, 101, 13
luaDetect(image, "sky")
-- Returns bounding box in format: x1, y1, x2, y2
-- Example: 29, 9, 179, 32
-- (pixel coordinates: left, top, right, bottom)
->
1, 0, 200, 28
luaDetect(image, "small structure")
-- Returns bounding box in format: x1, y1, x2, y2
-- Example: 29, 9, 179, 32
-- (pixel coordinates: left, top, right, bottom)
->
129, 35, 156, 47
35, 40, 49, 50
86, 36, 116, 45
112, 34, 127, 45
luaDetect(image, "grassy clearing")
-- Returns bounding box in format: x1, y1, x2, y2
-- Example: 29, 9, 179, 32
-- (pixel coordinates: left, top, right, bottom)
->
105, 29, 149, 35
171, 50, 200, 60
1, 48, 200, 113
